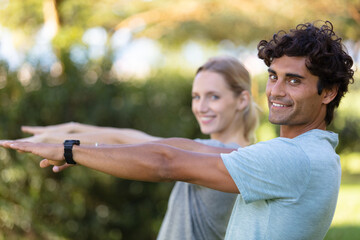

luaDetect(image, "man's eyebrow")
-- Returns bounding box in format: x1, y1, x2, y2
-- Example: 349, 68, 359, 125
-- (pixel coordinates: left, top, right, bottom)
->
285, 73, 305, 79
268, 68, 276, 74
267, 68, 305, 79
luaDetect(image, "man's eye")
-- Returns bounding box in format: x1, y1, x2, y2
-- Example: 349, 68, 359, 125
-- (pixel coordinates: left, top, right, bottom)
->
269, 75, 277, 81
289, 79, 300, 84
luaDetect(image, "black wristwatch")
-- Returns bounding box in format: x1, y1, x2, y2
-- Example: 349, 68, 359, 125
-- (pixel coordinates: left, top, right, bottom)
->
63, 140, 80, 164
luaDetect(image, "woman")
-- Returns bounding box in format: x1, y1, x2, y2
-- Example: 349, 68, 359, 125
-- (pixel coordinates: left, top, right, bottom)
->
20, 56, 260, 240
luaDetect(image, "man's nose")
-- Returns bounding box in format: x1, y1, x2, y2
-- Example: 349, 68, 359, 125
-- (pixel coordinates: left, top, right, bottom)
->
269, 80, 286, 97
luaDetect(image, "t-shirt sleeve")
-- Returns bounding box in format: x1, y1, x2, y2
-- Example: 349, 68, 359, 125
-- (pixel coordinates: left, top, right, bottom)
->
221, 138, 310, 204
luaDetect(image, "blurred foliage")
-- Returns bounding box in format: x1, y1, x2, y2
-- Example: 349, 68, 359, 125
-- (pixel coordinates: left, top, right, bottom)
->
1, 0, 360, 48
324, 182, 360, 240
0, 0, 359, 239
0, 49, 359, 240
0, 53, 202, 239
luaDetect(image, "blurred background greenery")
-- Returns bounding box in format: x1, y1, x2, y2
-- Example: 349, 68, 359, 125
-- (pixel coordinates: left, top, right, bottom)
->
0, 0, 359, 239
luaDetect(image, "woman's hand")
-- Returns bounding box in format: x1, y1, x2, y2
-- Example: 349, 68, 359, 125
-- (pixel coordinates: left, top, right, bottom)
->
21, 122, 79, 135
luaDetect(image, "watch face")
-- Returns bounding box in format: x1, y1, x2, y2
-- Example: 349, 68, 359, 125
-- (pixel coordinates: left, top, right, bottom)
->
64, 140, 80, 146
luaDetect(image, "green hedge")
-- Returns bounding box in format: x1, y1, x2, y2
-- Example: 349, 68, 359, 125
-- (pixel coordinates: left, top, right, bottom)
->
0, 56, 204, 239
0, 51, 359, 239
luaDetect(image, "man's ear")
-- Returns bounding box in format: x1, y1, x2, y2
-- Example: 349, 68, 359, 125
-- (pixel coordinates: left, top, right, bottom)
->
237, 90, 251, 111
322, 85, 338, 104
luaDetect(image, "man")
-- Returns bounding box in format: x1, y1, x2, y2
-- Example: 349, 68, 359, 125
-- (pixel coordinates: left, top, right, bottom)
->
1, 21, 354, 239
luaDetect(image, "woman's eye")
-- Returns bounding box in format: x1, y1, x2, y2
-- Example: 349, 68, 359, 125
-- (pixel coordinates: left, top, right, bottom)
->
211, 95, 220, 100
192, 95, 200, 100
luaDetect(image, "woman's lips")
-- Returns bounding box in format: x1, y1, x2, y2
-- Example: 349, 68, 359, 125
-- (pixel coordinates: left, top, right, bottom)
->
199, 116, 215, 124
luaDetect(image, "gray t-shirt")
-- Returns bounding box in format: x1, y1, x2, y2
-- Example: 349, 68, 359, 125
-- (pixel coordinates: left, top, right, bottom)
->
221, 129, 341, 240
157, 139, 239, 240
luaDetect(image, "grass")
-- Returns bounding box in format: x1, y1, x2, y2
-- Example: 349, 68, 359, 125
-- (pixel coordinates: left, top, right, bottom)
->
324, 174, 360, 240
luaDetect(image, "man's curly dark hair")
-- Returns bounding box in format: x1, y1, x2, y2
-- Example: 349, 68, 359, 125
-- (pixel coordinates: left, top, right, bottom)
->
257, 20, 354, 125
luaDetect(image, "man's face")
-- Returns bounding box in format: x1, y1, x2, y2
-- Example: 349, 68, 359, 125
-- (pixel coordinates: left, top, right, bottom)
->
266, 55, 325, 127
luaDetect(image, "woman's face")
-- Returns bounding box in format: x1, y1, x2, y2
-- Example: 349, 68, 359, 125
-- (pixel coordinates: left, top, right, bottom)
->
192, 70, 241, 136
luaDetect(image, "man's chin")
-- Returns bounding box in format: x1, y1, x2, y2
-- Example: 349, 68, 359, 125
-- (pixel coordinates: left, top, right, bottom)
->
268, 117, 288, 125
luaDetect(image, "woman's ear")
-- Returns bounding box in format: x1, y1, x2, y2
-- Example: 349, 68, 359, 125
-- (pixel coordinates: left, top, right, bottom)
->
322, 86, 338, 104
236, 90, 251, 111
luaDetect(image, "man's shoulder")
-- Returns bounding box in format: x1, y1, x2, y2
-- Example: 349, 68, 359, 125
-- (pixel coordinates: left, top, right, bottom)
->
295, 129, 338, 140
240, 130, 336, 163
294, 129, 339, 149
255, 129, 338, 149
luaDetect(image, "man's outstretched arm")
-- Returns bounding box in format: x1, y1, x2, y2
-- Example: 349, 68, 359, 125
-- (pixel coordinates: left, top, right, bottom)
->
23, 137, 237, 173
153, 137, 238, 154
1, 141, 239, 193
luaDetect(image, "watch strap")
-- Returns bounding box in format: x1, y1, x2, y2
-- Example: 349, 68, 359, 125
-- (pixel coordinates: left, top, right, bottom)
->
63, 140, 80, 164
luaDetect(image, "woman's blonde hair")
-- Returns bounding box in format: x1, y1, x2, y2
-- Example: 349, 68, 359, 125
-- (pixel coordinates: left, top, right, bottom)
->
196, 56, 260, 143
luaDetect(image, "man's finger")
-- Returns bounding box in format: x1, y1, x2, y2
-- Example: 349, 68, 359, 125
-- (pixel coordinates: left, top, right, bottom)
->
48, 159, 66, 166
40, 159, 65, 167
8, 141, 34, 152
40, 159, 52, 168
0, 140, 14, 148
53, 164, 73, 173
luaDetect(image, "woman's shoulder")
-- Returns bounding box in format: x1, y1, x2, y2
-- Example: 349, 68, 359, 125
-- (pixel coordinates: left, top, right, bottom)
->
194, 138, 240, 148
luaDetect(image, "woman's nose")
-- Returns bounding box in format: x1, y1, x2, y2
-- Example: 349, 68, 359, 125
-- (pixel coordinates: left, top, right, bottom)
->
197, 99, 209, 113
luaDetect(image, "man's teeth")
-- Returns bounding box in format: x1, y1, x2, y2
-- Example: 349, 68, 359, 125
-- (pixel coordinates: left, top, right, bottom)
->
273, 103, 285, 107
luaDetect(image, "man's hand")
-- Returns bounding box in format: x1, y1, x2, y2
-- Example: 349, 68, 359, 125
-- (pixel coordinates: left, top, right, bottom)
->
0, 141, 69, 172
40, 159, 74, 172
